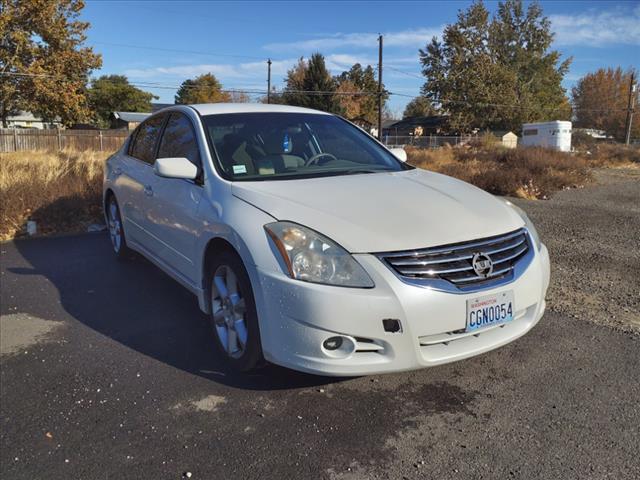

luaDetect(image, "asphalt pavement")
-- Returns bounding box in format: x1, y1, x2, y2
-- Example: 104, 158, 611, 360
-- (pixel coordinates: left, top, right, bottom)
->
1, 170, 639, 480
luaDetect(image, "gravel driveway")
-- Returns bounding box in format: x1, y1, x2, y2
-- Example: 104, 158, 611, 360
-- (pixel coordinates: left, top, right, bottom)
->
1, 167, 638, 479
513, 168, 640, 334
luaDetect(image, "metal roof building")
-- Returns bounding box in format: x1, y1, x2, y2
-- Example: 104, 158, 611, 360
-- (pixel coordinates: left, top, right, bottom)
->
110, 111, 151, 130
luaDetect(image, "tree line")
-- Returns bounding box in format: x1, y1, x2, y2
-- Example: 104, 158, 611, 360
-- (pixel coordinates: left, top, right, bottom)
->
1, 0, 636, 140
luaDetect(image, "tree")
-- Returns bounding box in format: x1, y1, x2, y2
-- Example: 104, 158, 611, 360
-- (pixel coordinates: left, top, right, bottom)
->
229, 90, 251, 103
419, 0, 570, 132
572, 67, 639, 141
277, 57, 308, 106
87, 75, 157, 128
0, 0, 102, 127
334, 79, 361, 120
174, 73, 231, 104
403, 96, 438, 119
335, 63, 384, 125
278, 54, 340, 113
301, 53, 339, 113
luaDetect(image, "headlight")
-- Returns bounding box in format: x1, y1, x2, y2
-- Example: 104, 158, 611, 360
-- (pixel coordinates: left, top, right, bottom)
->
264, 221, 374, 288
501, 199, 542, 251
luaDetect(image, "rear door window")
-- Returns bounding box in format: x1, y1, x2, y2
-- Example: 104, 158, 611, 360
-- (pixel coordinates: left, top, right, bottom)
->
157, 113, 201, 167
130, 114, 166, 164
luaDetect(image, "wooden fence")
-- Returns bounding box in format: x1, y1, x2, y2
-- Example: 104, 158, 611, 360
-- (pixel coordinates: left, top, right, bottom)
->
0, 128, 130, 153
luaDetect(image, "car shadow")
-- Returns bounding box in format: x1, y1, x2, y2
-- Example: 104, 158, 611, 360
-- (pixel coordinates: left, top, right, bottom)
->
8, 231, 348, 391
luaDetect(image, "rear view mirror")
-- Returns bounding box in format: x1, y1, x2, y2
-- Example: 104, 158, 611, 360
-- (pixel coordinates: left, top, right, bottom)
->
389, 147, 407, 162
154, 157, 198, 180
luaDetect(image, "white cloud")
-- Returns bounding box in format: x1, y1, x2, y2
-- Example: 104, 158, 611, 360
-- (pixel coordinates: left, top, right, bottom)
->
550, 6, 640, 46
124, 59, 293, 80
264, 27, 442, 52
124, 54, 422, 85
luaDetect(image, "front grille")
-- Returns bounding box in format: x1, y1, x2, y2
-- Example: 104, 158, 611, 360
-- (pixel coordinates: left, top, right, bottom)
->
379, 228, 530, 289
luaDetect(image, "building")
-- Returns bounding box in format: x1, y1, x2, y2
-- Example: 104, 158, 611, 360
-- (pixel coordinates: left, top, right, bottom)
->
383, 116, 449, 137
492, 131, 518, 149
110, 111, 151, 130
3, 111, 61, 129
521, 121, 572, 152
573, 128, 611, 140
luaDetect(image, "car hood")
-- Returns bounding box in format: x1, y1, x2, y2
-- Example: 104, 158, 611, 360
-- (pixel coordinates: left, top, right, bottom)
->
231, 169, 524, 253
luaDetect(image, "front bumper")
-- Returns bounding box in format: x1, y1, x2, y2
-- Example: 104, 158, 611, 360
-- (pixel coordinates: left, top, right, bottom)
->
255, 244, 550, 376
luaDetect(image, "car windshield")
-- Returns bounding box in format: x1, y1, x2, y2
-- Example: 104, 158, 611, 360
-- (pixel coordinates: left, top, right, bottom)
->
202, 112, 410, 181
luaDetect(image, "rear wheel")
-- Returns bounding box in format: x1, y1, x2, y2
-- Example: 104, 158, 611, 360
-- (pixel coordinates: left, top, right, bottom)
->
208, 250, 263, 372
107, 196, 132, 260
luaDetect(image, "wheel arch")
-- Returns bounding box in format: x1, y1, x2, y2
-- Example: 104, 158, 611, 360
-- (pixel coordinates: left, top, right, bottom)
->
199, 233, 259, 314
103, 188, 116, 223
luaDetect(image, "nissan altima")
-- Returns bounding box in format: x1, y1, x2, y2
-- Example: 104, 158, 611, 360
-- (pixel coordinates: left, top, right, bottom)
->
103, 103, 550, 376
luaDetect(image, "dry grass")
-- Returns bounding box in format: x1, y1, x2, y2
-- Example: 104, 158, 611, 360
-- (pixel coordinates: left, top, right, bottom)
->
578, 143, 640, 168
0, 142, 637, 241
0, 150, 107, 240
407, 145, 596, 200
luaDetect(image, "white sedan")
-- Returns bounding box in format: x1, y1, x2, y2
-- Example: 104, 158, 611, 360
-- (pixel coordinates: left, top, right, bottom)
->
103, 104, 550, 376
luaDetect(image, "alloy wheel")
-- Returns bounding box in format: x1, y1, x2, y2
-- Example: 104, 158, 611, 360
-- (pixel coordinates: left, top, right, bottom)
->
211, 265, 248, 359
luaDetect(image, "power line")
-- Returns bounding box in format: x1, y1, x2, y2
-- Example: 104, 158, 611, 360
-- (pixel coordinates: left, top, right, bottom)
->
90, 41, 267, 61
386, 66, 424, 80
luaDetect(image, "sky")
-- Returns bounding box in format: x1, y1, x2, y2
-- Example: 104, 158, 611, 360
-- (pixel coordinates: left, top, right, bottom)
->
81, 0, 640, 117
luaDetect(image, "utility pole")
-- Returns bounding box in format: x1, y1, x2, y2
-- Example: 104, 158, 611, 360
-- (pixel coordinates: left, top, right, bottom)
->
624, 71, 636, 145
377, 34, 383, 141
267, 59, 272, 104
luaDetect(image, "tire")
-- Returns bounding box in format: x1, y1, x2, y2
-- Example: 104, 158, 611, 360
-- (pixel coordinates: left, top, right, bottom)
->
106, 195, 132, 260
207, 249, 263, 372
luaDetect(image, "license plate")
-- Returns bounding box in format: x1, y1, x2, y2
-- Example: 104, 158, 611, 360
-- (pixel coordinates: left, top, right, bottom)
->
466, 291, 514, 332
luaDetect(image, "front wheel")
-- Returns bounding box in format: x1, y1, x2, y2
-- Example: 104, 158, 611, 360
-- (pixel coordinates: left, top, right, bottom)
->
208, 250, 263, 372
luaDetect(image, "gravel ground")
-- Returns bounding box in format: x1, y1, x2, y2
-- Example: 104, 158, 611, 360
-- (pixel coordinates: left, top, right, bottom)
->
512, 167, 640, 334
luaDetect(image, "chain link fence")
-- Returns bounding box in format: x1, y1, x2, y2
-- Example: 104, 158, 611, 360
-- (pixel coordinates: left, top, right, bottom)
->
383, 135, 477, 149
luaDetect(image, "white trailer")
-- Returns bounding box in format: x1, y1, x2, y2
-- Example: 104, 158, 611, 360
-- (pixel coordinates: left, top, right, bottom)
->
521, 121, 572, 152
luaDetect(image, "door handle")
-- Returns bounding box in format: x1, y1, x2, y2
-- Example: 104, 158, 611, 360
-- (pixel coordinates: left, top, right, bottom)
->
113, 167, 123, 176
144, 185, 154, 197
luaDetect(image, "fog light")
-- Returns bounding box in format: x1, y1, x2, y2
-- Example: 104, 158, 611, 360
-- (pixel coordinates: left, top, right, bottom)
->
323, 336, 343, 351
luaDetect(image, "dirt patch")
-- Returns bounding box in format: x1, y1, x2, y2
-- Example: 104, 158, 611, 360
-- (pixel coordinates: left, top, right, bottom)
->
0, 313, 64, 356
172, 394, 227, 413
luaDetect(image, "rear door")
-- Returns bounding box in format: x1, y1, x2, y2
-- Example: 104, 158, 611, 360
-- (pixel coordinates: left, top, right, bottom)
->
145, 112, 204, 283
121, 114, 167, 249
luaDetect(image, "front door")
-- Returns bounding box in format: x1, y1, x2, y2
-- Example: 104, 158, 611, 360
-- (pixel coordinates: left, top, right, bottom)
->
144, 112, 204, 283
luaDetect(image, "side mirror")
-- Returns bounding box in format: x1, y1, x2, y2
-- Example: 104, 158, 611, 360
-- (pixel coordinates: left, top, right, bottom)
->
389, 147, 407, 162
154, 157, 198, 180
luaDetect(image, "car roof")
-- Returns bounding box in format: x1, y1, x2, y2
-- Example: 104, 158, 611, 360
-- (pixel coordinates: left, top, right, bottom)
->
189, 103, 331, 116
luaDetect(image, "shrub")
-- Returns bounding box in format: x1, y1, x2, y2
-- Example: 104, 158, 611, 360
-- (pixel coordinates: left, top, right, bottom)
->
407, 145, 592, 200
583, 143, 640, 167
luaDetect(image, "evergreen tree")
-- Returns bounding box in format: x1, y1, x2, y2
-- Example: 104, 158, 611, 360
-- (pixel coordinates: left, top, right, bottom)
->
300, 53, 340, 113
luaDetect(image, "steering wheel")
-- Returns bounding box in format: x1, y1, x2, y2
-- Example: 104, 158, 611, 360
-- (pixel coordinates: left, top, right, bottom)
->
305, 152, 338, 167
